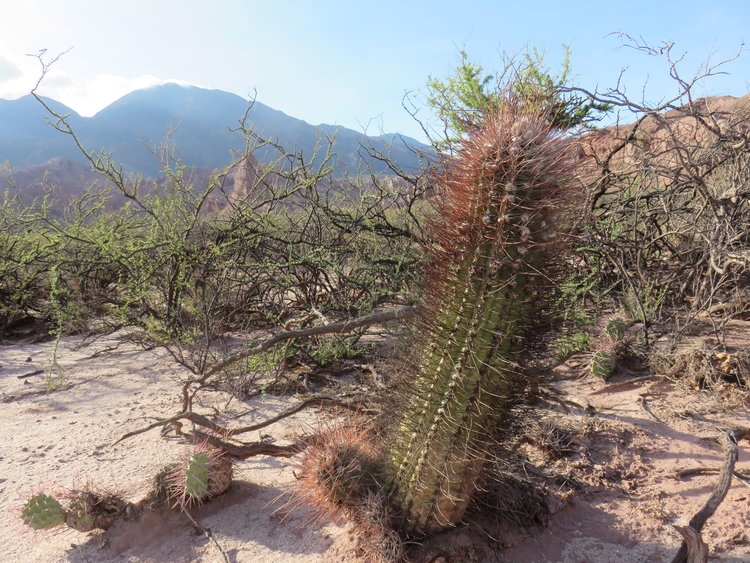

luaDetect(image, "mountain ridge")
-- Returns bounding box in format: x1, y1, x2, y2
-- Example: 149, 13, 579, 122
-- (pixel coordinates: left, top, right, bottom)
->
0, 83, 429, 177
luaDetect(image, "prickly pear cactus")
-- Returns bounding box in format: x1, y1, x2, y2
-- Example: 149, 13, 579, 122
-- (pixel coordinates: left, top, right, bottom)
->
21, 494, 66, 530
384, 103, 578, 535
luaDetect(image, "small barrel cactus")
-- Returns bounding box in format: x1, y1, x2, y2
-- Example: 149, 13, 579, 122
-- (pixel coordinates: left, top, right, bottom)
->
21, 493, 66, 530
288, 422, 382, 522
590, 349, 616, 380
168, 443, 233, 507
604, 317, 626, 343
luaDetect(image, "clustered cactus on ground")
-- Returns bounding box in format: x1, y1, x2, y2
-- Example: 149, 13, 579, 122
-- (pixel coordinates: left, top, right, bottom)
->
21, 490, 127, 532
167, 442, 233, 508
589, 316, 628, 380
20, 442, 233, 534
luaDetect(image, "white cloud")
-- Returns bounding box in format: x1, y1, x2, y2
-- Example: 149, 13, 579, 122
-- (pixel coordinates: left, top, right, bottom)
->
0, 48, 204, 116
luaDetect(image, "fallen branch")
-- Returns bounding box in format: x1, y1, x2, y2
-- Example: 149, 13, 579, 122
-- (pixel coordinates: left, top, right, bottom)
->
639, 395, 666, 425
227, 397, 374, 436
112, 396, 371, 447
181, 305, 416, 411
671, 427, 750, 563
673, 525, 708, 563
589, 375, 664, 395
16, 369, 45, 379
186, 430, 303, 459
674, 467, 750, 488
182, 507, 230, 563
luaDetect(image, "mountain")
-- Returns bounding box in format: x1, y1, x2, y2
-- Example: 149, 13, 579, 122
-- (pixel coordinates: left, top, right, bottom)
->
0, 84, 430, 177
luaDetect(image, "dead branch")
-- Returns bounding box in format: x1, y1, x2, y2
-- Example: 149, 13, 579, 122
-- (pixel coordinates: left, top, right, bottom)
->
187, 430, 303, 459
638, 395, 666, 425
589, 375, 664, 395
16, 369, 44, 379
181, 306, 416, 411
112, 396, 372, 447
182, 507, 230, 563
674, 467, 750, 488
673, 525, 708, 563
227, 396, 375, 436
671, 427, 750, 563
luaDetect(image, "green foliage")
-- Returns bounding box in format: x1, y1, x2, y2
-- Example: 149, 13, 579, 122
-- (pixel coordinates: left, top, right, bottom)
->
425, 47, 611, 150
551, 273, 599, 360
554, 330, 592, 361
426, 50, 496, 147
605, 317, 627, 343
623, 284, 666, 325
512, 46, 612, 130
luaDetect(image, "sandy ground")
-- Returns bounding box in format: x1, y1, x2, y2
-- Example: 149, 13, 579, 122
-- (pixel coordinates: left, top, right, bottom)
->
1, 327, 749, 562
0, 332, 357, 562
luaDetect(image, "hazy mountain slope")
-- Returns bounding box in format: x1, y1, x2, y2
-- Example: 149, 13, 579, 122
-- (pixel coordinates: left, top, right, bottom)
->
0, 84, 429, 176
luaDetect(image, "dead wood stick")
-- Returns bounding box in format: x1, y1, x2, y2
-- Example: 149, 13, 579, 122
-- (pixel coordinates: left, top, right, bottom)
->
674, 467, 750, 484
182, 507, 230, 563
639, 396, 666, 425
227, 397, 373, 436
17, 369, 44, 379
671, 427, 750, 563
181, 306, 416, 411
589, 375, 663, 395
673, 526, 708, 563
187, 430, 302, 458
111, 396, 368, 446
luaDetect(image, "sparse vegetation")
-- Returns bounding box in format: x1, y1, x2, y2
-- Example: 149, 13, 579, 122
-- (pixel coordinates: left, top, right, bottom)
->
5, 39, 750, 563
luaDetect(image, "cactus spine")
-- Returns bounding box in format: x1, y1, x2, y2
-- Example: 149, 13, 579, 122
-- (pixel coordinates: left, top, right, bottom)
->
384, 103, 577, 535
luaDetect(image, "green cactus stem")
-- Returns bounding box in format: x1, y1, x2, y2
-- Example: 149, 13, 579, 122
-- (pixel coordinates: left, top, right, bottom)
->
590, 350, 616, 380
169, 443, 232, 507
384, 103, 578, 535
21, 494, 66, 530
605, 317, 626, 343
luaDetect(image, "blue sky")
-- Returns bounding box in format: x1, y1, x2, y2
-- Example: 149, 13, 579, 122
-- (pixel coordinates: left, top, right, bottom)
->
0, 0, 748, 142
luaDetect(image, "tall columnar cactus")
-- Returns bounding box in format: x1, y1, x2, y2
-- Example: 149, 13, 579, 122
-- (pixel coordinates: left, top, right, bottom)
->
384, 102, 578, 535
